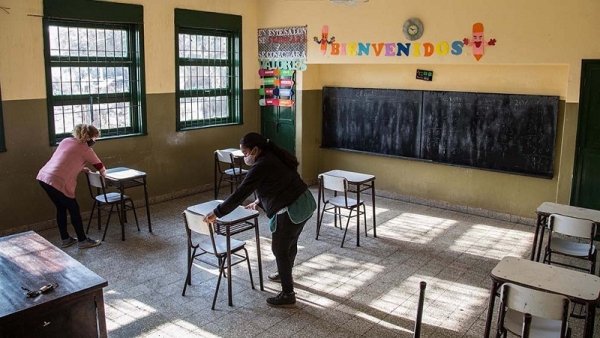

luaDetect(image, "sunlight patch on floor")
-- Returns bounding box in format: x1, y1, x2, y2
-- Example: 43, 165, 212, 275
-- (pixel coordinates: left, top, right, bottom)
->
450, 224, 532, 259
376, 212, 458, 244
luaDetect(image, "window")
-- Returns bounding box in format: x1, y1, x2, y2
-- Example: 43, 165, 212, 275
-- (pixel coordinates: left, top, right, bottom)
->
175, 9, 242, 130
43, 0, 145, 144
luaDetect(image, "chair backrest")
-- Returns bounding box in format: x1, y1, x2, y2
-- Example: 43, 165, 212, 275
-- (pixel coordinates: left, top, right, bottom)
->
321, 174, 347, 193
183, 210, 212, 236
216, 150, 235, 164
86, 171, 105, 189
549, 214, 596, 239
499, 283, 570, 337
85, 171, 110, 202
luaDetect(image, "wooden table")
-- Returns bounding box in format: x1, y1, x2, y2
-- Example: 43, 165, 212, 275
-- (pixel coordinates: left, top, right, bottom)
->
317, 169, 377, 246
187, 200, 263, 306
106, 167, 152, 240
483, 256, 600, 338
531, 202, 600, 261
0, 231, 108, 337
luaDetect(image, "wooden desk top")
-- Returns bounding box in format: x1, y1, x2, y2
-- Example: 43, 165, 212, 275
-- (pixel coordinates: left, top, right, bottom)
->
0, 231, 107, 318
536, 202, 600, 223
106, 167, 146, 180
187, 200, 259, 225
492, 256, 600, 302
320, 169, 375, 184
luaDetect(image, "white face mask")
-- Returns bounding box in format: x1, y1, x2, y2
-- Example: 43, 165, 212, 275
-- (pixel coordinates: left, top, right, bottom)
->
243, 147, 257, 166
244, 154, 255, 166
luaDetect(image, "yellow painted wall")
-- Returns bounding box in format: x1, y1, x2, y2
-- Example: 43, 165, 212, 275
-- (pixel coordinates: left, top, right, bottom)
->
0, 0, 597, 230
0, 0, 261, 232
255, 0, 599, 218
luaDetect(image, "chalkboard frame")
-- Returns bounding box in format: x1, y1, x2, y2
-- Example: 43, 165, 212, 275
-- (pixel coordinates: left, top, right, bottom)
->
321, 86, 558, 179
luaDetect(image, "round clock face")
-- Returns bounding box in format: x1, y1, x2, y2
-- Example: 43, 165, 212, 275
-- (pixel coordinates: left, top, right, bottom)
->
403, 18, 424, 41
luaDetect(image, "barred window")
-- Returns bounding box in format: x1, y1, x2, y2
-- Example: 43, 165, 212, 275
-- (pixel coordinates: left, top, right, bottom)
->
44, 20, 145, 143
175, 10, 242, 130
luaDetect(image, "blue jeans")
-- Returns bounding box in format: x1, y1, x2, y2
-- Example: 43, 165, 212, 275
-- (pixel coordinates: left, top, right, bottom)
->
38, 180, 87, 241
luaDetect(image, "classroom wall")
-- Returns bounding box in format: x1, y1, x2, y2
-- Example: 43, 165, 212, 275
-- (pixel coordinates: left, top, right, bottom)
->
255, 0, 599, 218
0, 0, 597, 232
0, 0, 261, 233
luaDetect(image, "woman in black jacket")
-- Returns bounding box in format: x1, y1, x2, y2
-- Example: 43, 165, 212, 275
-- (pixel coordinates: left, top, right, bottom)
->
205, 132, 316, 306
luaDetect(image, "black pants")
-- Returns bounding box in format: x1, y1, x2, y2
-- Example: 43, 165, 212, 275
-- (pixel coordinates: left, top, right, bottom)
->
38, 180, 87, 241
271, 212, 307, 293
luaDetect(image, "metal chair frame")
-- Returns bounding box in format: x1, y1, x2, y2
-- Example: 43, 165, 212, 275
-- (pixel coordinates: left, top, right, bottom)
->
85, 171, 139, 241
181, 210, 254, 310
318, 174, 367, 247
214, 150, 247, 199
543, 214, 597, 275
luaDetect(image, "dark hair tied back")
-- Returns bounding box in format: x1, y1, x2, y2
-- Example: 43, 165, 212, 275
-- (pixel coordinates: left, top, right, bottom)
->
240, 132, 299, 170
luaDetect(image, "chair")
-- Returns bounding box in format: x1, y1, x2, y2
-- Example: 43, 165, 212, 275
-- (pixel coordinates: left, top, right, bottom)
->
543, 214, 597, 274
317, 174, 367, 247
496, 283, 571, 338
181, 210, 254, 310
214, 149, 248, 199
85, 171, 139, 241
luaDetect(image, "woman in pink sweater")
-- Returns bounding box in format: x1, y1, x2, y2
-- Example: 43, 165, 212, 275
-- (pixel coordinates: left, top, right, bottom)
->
37, 124, 106, 249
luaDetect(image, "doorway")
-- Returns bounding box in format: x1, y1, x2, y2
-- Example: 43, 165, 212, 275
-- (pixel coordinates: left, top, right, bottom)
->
571, 60, 600, 209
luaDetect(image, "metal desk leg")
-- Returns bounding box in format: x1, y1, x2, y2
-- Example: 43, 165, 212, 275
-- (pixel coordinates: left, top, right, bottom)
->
143, 178, 152, 233
119, 187, 126, 241
226, 225, 233, 306
356, 186, 361, 247
530, 214, 543, 261
483, 279, 499, 338
536, 218, 547, 262
371, 181, 376, 238
584, 302, 596, 338
254, 218, 264, 291
316, 183, 322, 240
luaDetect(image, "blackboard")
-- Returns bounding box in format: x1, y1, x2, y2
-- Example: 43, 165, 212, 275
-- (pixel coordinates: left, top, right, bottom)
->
322, 87, 558, 178
322, 87, 422, 158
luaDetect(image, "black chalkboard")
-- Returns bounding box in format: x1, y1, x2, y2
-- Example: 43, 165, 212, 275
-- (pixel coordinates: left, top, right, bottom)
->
322, 87, 422, 158
322, 87, 558, 178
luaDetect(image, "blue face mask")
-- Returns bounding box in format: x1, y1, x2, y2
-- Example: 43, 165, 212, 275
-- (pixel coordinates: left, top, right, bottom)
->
87, 139, 96, 147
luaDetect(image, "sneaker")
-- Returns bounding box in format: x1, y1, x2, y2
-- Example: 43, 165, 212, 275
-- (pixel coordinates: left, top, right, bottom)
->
78, 238, 101, 249
268, 272, 280, 282
60, 236, 77, 248
266, 291, 296, 306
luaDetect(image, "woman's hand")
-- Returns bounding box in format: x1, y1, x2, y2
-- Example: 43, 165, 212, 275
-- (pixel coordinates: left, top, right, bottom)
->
204, 212, 217, 224
245, 199, 259, 210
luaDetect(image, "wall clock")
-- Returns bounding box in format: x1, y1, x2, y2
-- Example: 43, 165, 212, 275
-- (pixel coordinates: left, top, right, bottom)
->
403, 18, 424, 41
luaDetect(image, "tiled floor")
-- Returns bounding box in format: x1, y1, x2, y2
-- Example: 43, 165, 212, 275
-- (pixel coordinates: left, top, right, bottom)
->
37, 188, 599, 337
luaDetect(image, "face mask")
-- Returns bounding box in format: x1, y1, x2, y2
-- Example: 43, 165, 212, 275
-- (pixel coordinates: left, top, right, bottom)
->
243, 148, 257, 166
244, 154, 255, 166
87, 139, 96, 147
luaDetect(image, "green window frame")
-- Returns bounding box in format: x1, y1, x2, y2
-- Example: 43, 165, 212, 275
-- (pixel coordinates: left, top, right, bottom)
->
0, 84, 5, 152
42, 0, 146, 145
175, 9, 242, 131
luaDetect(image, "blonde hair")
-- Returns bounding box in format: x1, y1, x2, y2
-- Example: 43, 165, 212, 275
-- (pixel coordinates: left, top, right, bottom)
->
72, 124, 100, 142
